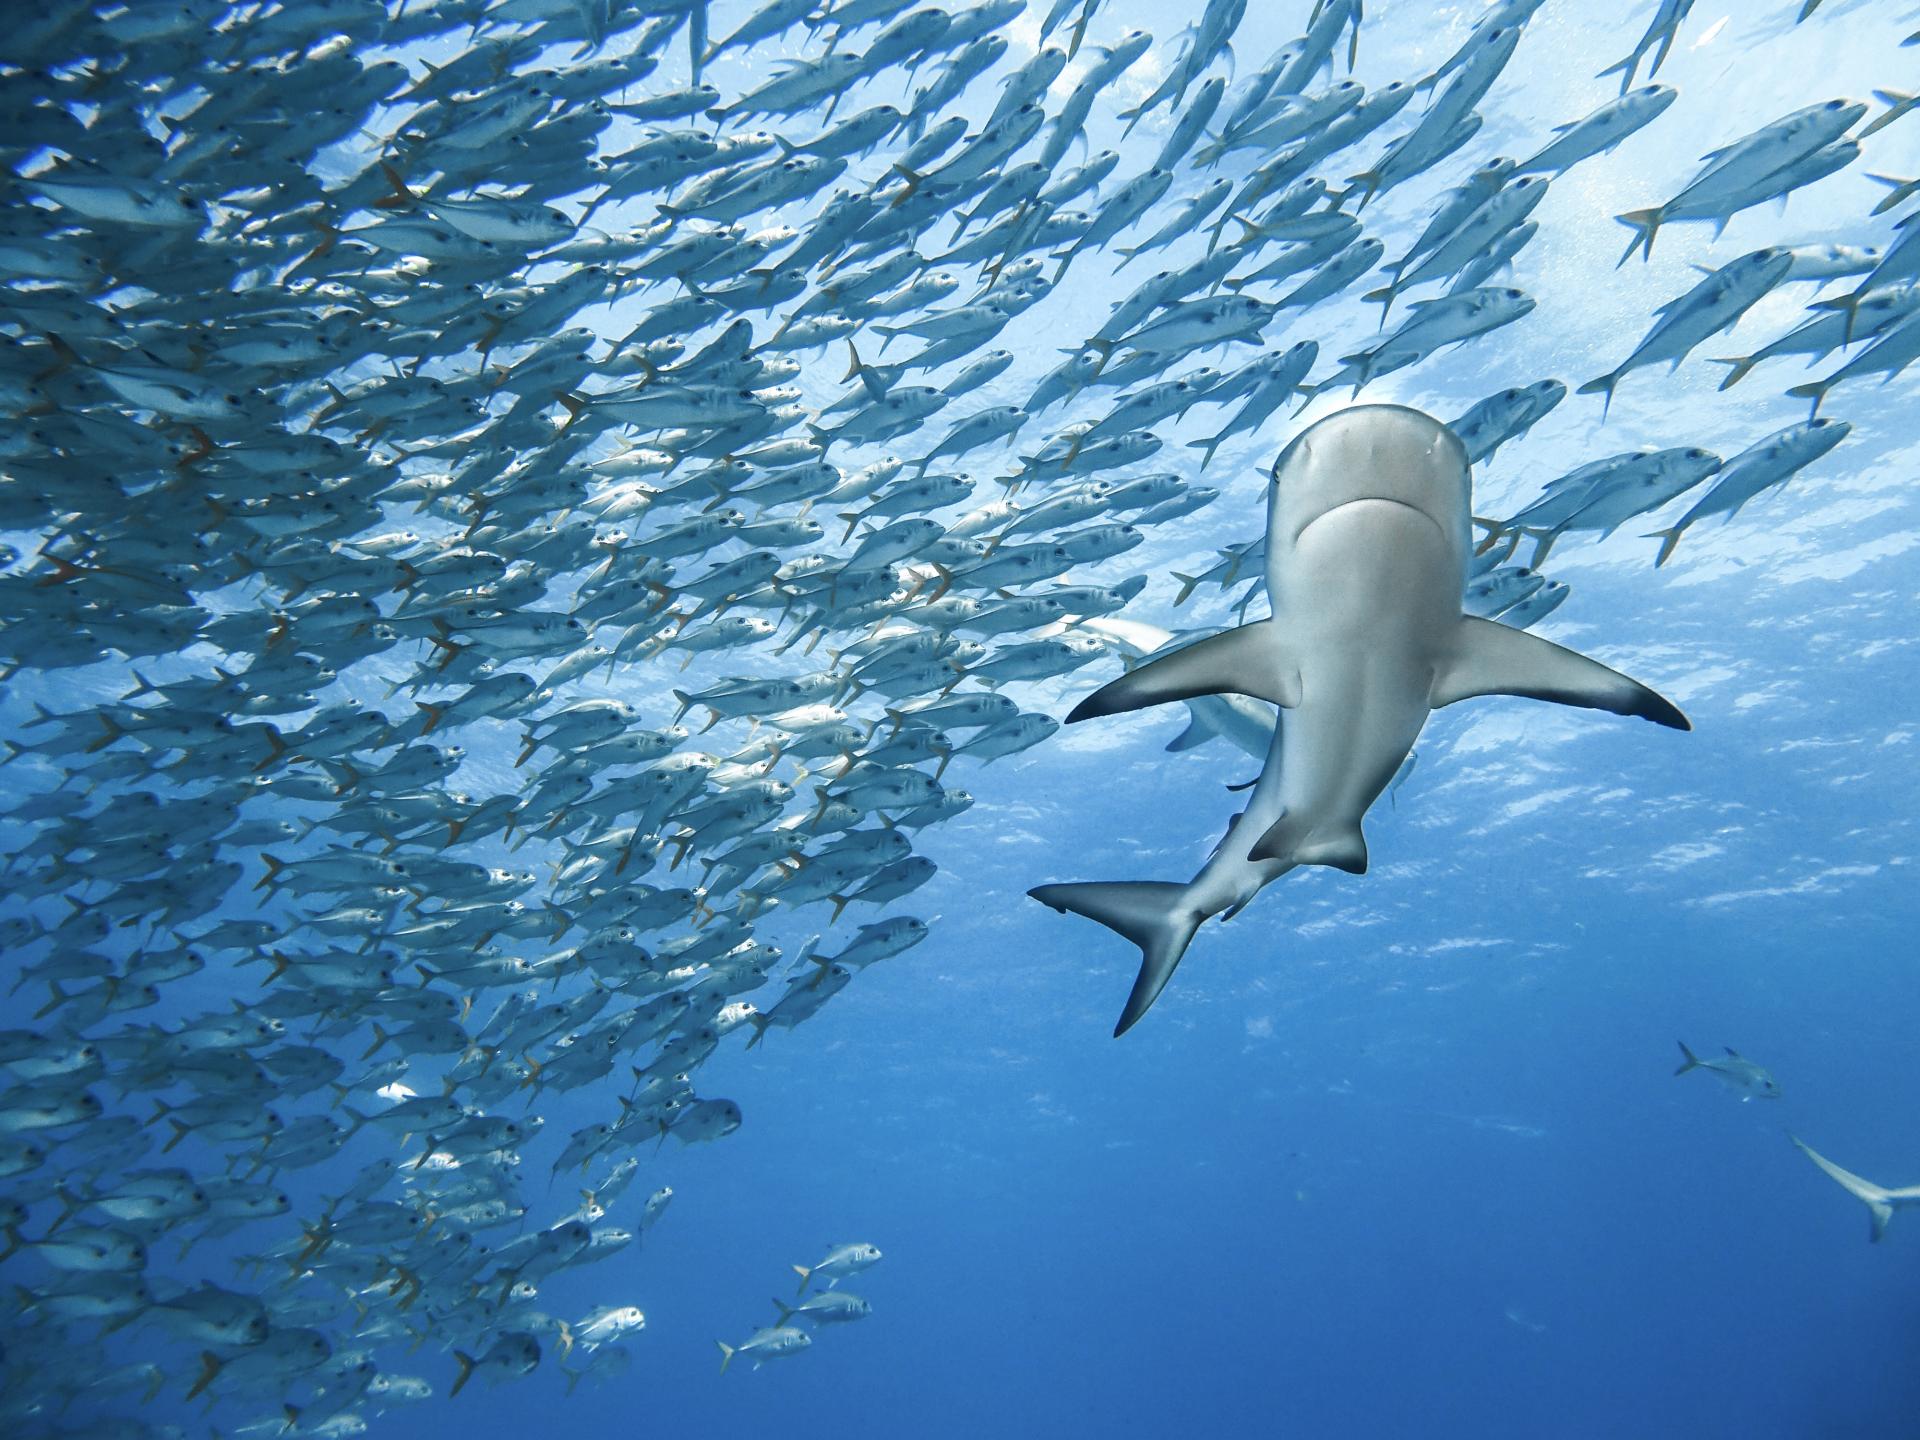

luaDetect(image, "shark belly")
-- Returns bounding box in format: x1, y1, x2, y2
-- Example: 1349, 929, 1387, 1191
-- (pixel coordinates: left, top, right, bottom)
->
1257, 498, 1458, 871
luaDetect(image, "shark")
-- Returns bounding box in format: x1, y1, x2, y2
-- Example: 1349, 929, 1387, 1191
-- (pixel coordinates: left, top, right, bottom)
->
1792, 1135, 1920, 1242
1030, 404, 1690, 1036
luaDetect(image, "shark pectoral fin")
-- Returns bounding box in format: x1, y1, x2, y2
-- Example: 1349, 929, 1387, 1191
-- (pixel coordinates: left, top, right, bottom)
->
1027, 881, 1200, 1037
1066, 621, 1297, 723
1431, 617, 1690, 731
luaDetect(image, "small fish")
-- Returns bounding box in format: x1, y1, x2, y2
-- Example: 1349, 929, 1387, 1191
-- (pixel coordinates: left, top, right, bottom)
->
1673, 1042, 1781, 1099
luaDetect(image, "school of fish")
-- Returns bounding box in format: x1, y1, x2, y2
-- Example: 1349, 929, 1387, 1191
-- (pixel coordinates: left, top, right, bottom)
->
0, 0, 1913, 1432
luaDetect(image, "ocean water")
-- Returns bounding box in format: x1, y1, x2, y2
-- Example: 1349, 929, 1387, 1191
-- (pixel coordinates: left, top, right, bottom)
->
5, 1, 1920, 1437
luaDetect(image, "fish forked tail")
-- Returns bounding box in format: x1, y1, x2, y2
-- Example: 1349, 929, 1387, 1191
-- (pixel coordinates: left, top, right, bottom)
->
1027, 881, 1200, 1036
1596, 51, 1640, 96
1865, 171, 1920, 214
1861, 90, 1919, 140
1613, 206, 1663, 264
1673, 1040, 1703, 1075
1705, 355, 1757, 391
1784, 377, 1834, 419
1645, 525, 1688, 569
1809, 286, 1869, 344
1575, 370, 1623, 422
716, 1339, 736, 1375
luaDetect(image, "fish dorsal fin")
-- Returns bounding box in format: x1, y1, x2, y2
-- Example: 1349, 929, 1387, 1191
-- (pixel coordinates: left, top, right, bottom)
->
1066, 620, 1298, 723
1724, 1046, 1739, 1057
1430, 617, 1691, 729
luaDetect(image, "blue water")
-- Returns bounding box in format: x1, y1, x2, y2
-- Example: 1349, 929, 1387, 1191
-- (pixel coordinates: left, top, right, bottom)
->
7, 0, 1920, 1436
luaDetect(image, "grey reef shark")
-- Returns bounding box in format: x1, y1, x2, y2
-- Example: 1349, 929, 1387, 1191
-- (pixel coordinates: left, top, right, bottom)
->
1030, 404, 1691, 1036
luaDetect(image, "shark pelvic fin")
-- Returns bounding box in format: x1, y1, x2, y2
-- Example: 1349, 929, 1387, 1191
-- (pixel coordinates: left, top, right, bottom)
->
1066, 621, 1298, 723
1430, 617, 1690, 730
1246, 811, 1367, 870
1027, 881, 1199, 1037
1165, 708, 1216, 752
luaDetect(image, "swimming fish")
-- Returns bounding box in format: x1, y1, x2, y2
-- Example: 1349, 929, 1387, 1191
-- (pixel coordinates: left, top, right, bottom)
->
1030, 407, 1687, 1035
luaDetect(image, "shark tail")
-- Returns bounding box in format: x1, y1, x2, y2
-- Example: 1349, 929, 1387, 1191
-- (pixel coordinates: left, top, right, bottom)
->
1673, 1040, 1702, 1075
1028, 881, 1200, 1037
1793, 1135, 1897, 1243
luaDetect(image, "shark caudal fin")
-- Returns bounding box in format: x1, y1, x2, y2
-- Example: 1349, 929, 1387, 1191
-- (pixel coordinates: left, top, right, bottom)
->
1430, 616, 1691, 730
1028, 881, 1200, 1037
1792, 1136, 1897, 1243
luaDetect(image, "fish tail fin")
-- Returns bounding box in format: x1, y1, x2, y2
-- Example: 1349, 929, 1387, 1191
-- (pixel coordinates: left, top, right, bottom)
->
1674, 1040, 1701, 1075
716, 1340, 735, 1374
451, 1350, 475, 1397
1185, 435, 1224, 467
1860, 91, 1918, 141
187, 1351, 222, 1400
378, 161, 415, 205
1596, 53, 1637, 94
1646, 526, 1685, 569
1027, 880, 1200, 1036
792, 1263, 812, 1293
1784, 378, 1832, 419
1706, 355, 1756, 390
1169, 570, 1203, 606
771, 1296, 796, 1324
1575, 371, 1621, 421
1865, 171, 1920, 215
1613, 207, 1662, 264
85, 710, 124, 753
